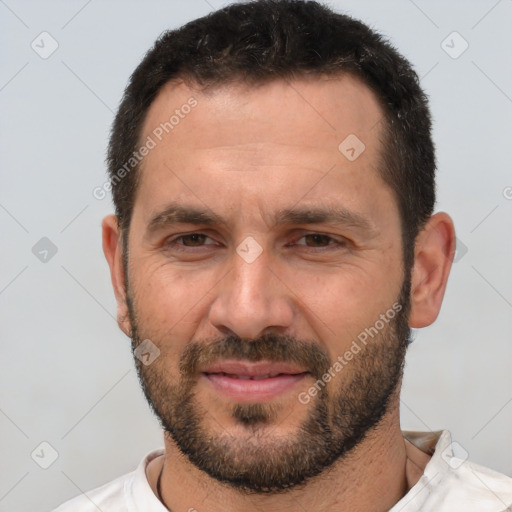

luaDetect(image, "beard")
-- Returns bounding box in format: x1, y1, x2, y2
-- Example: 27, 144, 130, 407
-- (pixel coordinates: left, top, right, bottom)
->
126, 276, 411, 494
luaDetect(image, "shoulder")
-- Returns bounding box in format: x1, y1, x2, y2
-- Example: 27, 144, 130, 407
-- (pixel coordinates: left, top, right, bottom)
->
51, 449, 165, 512
396, 430, 512, 512
52, 472, 131, 511
441, 458, 512, 510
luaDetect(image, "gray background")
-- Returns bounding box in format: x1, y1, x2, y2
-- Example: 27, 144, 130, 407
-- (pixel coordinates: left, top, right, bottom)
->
0, 1, 511, 510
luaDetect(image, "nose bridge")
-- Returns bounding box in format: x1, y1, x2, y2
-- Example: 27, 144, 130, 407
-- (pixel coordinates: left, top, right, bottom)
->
208, 247, 294, 339
231, 248, 270, 304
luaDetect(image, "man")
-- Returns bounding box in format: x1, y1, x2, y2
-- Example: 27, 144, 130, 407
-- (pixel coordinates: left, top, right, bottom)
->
54, 1, 512, 510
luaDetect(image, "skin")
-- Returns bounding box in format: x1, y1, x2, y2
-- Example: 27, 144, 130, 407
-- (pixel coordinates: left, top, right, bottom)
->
102, 74, 455, 511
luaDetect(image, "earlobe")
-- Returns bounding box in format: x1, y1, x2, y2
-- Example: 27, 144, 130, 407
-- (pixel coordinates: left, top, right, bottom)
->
102, 214, 132, 337
409, 212, 456, 328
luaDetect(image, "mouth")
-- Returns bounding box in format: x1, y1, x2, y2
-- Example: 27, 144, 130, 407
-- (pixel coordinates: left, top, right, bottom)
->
201, 361, 310, 401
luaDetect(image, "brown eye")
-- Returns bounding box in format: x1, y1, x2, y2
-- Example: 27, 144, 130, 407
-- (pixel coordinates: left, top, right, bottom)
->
164, 232, 219, 254
179, 234, 208, 246
302, 234, 333, 247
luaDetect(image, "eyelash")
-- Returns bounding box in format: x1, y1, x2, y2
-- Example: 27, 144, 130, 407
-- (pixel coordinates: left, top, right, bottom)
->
164, 232, 347, 251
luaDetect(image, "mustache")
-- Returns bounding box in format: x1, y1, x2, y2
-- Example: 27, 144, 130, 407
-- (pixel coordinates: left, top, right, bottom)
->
178, 333, 332, 382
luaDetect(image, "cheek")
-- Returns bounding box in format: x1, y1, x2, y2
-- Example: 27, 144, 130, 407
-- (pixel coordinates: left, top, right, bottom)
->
130, 263, 215, 337
289, 263, 401, 358
288, 263, 375, 313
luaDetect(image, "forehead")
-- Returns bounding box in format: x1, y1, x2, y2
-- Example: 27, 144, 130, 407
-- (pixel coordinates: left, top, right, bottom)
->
134, 74, 390, 223
140, 73, 383, 151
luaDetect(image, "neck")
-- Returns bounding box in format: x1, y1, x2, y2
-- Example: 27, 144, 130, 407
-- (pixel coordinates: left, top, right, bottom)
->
148, 403, 431, 512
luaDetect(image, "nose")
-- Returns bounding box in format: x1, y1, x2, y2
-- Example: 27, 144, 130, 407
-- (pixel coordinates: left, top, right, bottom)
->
208, 247, 295, 340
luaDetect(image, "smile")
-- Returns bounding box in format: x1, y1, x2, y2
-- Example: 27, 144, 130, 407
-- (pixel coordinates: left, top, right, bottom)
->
201, 360, 310, 401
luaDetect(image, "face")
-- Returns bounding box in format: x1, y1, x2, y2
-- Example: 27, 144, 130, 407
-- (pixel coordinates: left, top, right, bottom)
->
123, 75, 411, 492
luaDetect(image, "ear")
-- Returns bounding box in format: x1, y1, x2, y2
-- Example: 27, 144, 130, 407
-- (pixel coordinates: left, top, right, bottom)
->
102, 214, 132, 337
409, 212, 456, 328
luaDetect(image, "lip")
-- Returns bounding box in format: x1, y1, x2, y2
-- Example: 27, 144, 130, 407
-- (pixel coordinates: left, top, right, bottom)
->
202, 360, 309, 401
202, 360, 307, 377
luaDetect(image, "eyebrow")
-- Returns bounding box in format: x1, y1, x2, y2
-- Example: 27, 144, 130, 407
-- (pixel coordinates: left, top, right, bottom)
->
146, 203, 375, 235
147, 204, 224, 234
274, 206, 374, 234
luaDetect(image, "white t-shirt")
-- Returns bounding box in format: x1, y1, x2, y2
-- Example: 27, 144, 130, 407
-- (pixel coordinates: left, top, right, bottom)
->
52, 430, 512, 511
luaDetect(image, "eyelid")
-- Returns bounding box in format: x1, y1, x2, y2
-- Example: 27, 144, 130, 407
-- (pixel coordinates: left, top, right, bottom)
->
291, 231, 348, 244
165, 232, 218, 247
163, 230, 349, 250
